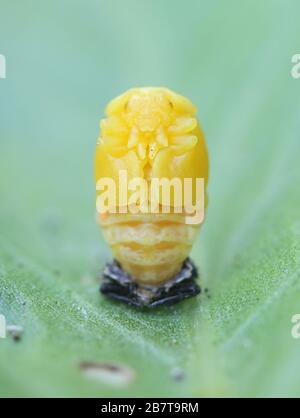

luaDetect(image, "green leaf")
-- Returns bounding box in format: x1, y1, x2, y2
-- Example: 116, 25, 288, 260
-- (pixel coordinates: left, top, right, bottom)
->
1, 0, 300, 397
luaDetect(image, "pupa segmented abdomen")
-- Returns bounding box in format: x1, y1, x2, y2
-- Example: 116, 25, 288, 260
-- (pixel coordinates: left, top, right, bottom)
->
99, 212, 200, 285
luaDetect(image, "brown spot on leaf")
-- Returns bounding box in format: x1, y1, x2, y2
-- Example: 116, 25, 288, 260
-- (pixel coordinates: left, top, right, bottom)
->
79, 361, 136, 387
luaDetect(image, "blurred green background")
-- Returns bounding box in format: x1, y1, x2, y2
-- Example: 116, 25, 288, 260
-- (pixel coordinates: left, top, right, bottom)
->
0, 0, 300, 397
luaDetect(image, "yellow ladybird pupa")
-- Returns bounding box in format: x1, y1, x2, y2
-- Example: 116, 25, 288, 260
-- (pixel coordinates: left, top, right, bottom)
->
95, 87, 209, 306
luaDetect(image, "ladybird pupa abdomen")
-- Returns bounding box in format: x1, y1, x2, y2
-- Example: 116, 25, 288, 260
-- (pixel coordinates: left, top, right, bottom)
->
98, 212, 200, 285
